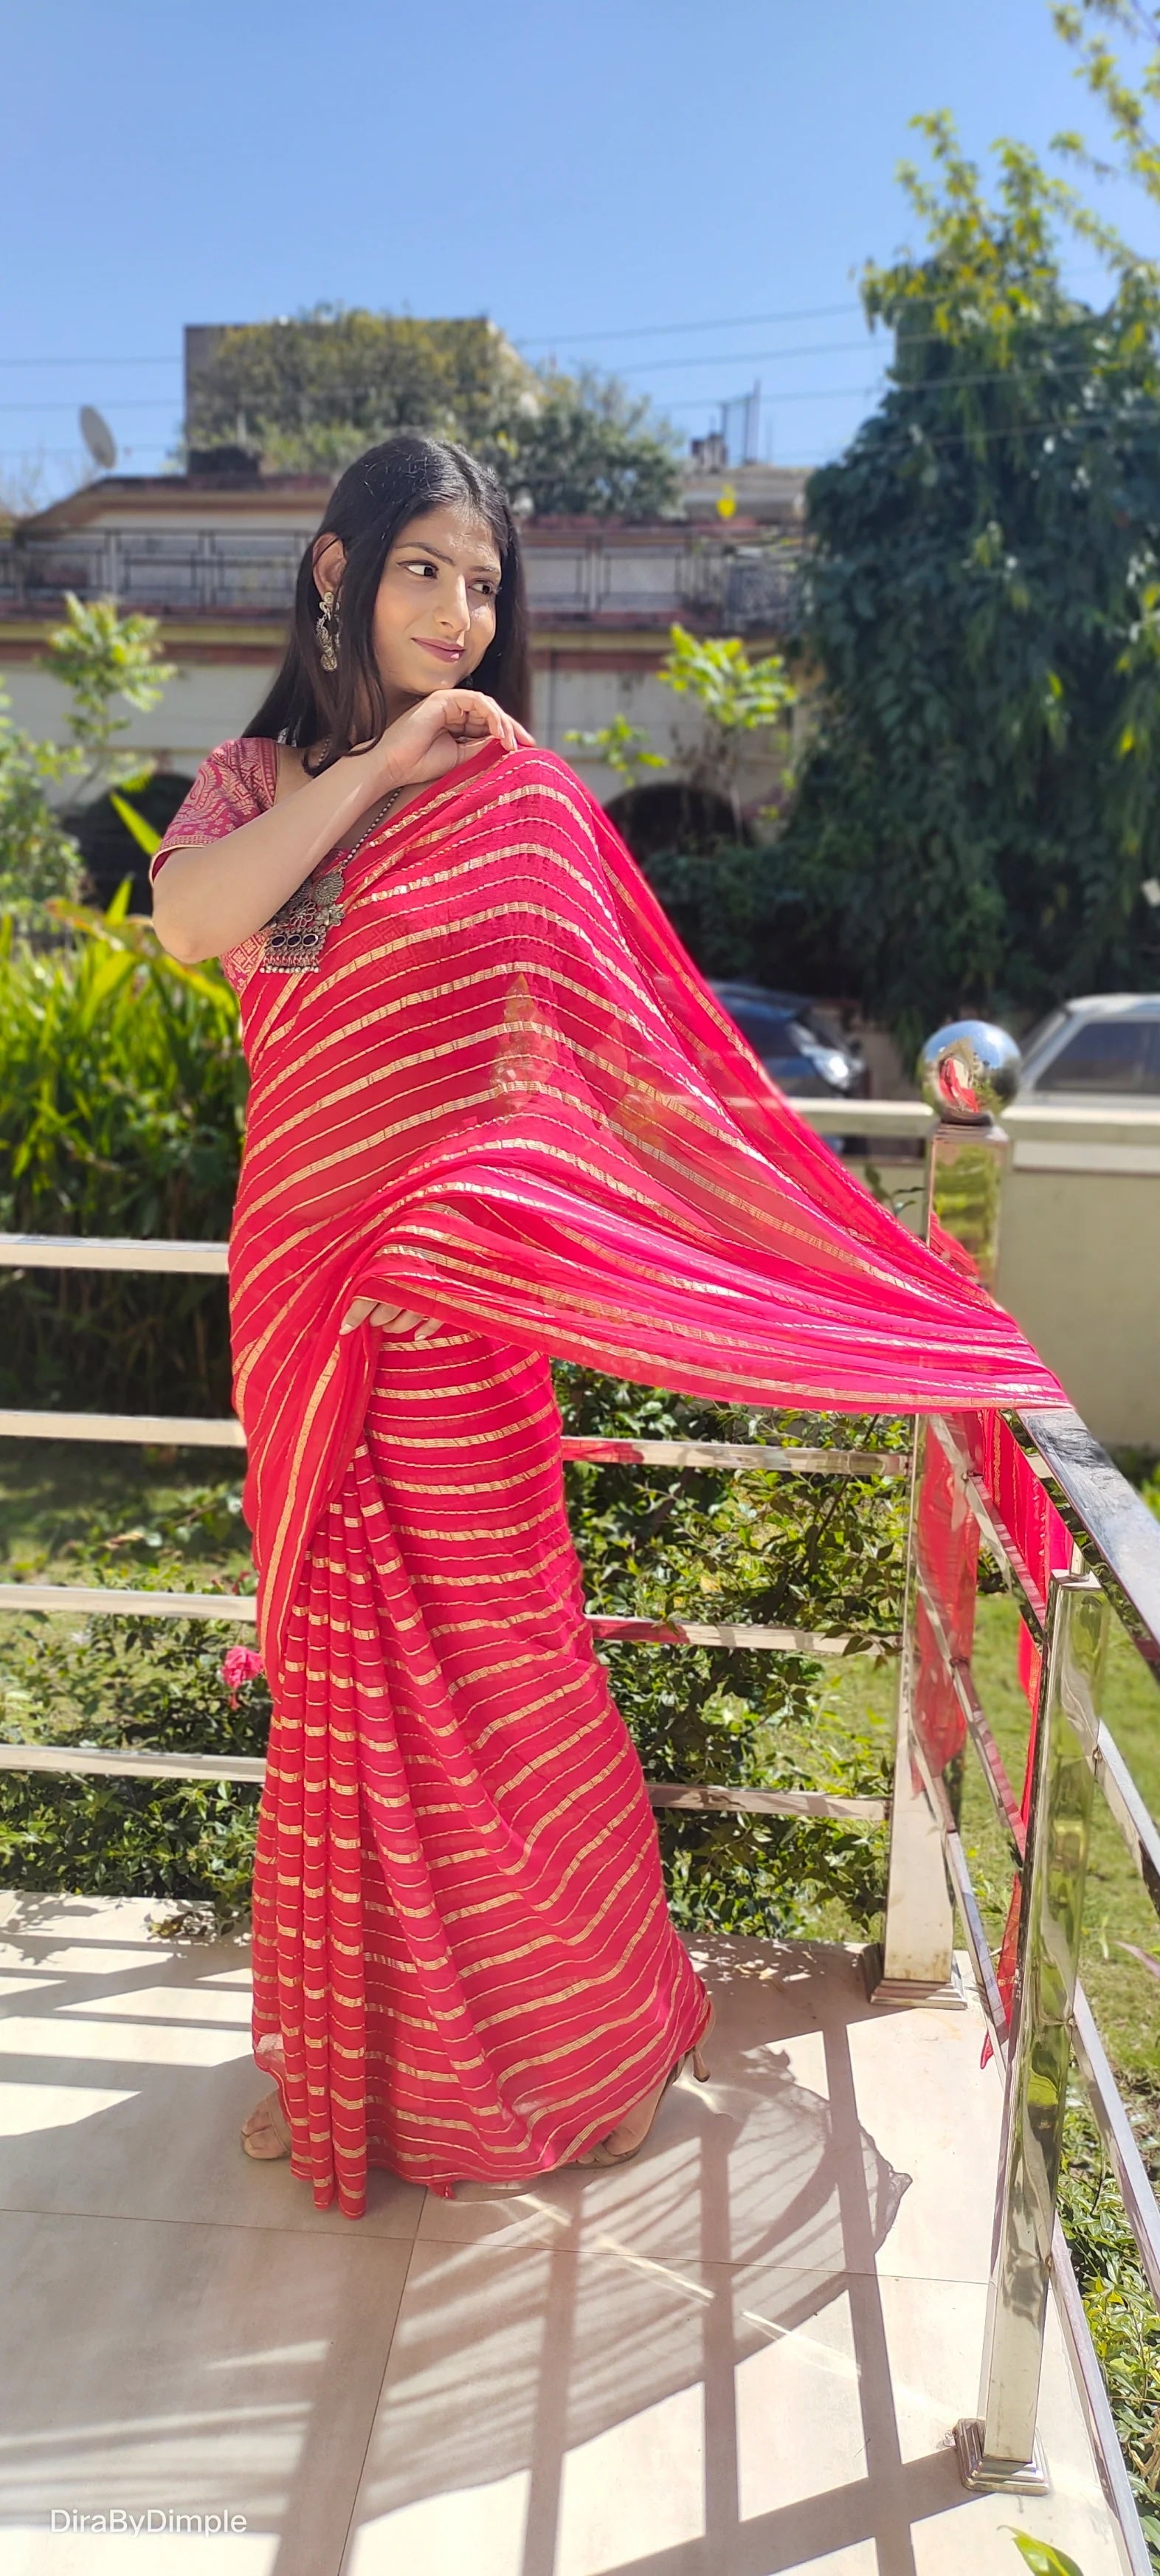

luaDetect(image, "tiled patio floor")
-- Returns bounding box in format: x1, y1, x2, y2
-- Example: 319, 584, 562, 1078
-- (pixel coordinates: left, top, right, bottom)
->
0, 1892, 1130, 2575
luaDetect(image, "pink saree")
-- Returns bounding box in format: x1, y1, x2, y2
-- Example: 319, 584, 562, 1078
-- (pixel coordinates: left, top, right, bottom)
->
154, 735, 1064, 2215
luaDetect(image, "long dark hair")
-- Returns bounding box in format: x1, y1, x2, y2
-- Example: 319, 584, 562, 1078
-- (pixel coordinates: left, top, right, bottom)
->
245, 435, 531, 769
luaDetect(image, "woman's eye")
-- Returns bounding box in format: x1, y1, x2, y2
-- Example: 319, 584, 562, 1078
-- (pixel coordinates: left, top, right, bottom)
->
400, 559, 438, 577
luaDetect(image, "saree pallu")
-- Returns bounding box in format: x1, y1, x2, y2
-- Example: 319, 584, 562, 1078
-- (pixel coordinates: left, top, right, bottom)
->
221, 739, 1065, 2215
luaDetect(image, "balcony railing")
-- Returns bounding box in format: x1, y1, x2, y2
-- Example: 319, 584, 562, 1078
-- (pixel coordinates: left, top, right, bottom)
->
0, 1082, 1156, 2563
0, 531, 809, 633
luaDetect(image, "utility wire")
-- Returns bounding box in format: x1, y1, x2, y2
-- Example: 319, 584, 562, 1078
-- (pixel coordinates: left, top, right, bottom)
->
0, 399, 184, 416
510, 273, 1124, 347
7, 340, 1152, 419
4, 323, 1153, 415
15, 342, 1156, 421
0, 304, 869, 368
0, 356, 182, 371
513, 301, 863, 346
0, 265, 1126, 371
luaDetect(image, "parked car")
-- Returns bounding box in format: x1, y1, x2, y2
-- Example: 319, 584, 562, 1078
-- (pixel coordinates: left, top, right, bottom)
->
709, 982, 866, 1098
1018, 995, 1160, 1101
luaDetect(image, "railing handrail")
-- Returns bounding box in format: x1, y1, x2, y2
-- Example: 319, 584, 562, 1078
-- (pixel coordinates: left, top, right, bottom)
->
1023, 1403, 1160, 1648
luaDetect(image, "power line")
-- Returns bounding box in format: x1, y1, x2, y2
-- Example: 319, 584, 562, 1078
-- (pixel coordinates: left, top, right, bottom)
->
0, 261, 1131, 373
1, 339, 1151, 414
0, 399, 181, 417
604, 339, 874, 376
0, 306, 866, 371
510, 269, 1137, 348
858, 398, 1160, 455
4, 348, 1151, 429
0, 356, 180, 371
513, 301, 863, 348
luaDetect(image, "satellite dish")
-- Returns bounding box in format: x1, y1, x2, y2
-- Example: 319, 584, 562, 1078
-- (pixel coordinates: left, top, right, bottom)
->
79, 405, 117, 472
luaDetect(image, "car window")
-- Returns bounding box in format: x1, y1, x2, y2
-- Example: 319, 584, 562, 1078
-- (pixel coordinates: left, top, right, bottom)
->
798, 1006, 844, 1050
1037, 1018, 1160, 1094
1023, 1005, 1067, 1061
730, 1006, 802, 1055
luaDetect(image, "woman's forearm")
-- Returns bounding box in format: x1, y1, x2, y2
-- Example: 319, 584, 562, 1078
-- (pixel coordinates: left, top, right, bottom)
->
151, 751, 393, 963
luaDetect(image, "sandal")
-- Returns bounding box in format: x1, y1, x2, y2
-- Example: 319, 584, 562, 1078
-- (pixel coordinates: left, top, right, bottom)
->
241, 2088, 291, 2162
574, 2000, 714, 2169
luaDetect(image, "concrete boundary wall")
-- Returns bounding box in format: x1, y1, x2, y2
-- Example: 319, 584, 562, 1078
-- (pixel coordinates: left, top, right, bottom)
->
798, 1101, 1160, 1451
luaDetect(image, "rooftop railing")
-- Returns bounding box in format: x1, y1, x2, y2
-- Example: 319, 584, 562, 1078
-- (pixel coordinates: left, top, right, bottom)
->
0, 531, 808, 633
0, 1044, 1156, 2564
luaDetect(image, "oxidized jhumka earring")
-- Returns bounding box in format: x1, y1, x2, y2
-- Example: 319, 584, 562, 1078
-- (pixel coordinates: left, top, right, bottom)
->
317, 588, 339, 672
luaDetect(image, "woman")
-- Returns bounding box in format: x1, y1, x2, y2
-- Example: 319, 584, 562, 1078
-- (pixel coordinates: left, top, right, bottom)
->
151, 434, 1063, 2220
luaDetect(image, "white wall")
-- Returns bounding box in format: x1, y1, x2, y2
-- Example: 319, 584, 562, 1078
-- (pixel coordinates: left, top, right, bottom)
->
4, 659, 279, 785
5, 652, 787, 813
807, 1104, 1160, 1450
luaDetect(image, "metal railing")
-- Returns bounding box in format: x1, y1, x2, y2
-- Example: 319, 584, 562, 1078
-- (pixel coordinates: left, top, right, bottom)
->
0, 1084, 1157, 2561
0, 531, 809, 635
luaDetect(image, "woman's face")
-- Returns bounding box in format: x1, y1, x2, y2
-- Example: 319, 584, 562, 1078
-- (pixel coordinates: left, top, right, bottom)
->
370, 503, 503, 707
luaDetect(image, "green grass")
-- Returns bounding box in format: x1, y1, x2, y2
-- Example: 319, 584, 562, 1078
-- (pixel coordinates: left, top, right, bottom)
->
0, 1438, 261, 1918
960, 1591, 1160, 2090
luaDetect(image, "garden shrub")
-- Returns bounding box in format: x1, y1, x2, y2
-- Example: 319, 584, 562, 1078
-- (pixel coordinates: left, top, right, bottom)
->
0, 902, 243, 1413
640, 839, 838, 992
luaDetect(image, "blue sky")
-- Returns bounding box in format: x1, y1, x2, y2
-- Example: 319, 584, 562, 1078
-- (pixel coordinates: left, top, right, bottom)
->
4, 0, 1159, 506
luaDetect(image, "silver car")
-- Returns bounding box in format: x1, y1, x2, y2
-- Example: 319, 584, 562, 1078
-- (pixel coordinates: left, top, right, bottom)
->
1018, 995, 1160, 1101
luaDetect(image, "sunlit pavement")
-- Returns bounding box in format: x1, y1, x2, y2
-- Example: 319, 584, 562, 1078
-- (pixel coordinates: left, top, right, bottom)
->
0, 1892, 1125, 2575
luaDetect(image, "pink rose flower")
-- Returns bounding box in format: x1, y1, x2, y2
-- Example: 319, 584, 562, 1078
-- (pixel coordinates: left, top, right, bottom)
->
221, 1644, 265, 1704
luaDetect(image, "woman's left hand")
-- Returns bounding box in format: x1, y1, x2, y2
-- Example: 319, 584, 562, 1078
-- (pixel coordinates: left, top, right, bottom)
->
340, 1298, 441, 1343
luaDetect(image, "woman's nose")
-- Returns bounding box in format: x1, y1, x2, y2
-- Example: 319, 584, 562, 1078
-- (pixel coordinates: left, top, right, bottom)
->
436, 576, 471, 636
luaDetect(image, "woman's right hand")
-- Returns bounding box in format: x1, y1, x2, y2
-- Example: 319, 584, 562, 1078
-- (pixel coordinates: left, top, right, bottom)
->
372, 690, 534, 791
339, 1297, 442, 1343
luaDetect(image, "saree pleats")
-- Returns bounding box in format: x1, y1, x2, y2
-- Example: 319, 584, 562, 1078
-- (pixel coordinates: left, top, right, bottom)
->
250, 1330, 705, 2214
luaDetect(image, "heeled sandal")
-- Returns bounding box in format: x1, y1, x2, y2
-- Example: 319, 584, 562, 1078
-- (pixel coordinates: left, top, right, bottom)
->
240, 2088, 291, 2162
574, 2004, 714, 2170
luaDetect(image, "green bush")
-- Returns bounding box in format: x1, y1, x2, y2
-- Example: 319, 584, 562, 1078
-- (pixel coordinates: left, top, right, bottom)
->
640, 839, 838, 991
0, 899, 244, 1413
557, 1368, 905, 1939
0, 1391, 906, 1947
1058, 2096, 1160, 2560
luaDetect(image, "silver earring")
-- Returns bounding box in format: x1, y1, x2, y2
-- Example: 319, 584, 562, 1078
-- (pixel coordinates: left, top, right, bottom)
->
317, 588, 339, 672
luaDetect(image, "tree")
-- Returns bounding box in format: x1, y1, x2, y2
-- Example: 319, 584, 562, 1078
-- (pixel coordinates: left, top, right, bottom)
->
569, 625, 797, 833
564, 712, 667, 789
185, 308, 680, 520
658, 624, 797, 811
0, 596, 175, 917
43, 594, 175, 799
501, 371, 680, 520
0, 689, 83, 911
1051, 3, 1160, 205
779, 114, 1160, 1050
187, 309, 533, 475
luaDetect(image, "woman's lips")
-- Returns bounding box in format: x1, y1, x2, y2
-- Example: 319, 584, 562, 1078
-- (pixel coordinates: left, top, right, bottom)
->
415, 638, 466, 664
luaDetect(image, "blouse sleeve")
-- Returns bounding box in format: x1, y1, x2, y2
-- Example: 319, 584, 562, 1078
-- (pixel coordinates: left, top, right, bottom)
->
148, 739, 277, 886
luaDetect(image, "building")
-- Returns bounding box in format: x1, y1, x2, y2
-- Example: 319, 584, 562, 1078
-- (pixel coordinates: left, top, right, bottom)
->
0, 458, 809, 838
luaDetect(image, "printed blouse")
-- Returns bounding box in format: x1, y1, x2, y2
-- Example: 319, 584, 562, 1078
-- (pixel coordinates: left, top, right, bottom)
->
150, 737, 348, 992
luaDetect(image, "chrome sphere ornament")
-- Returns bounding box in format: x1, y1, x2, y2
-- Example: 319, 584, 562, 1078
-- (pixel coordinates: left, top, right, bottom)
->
919, 1019, 1022, 1123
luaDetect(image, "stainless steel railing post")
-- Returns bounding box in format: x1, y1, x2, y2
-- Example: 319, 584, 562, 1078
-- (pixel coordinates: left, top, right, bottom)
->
874, 1023, 1015, 2004
956, 1569, 1108, 2491
872, 1416, 960, 2000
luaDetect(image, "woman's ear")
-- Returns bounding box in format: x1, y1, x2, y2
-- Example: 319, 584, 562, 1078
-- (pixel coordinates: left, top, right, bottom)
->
311, 533, 346, 599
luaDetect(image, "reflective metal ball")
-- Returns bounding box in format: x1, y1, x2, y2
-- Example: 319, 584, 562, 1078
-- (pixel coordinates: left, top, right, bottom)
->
918, 1019, 1022, 1122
